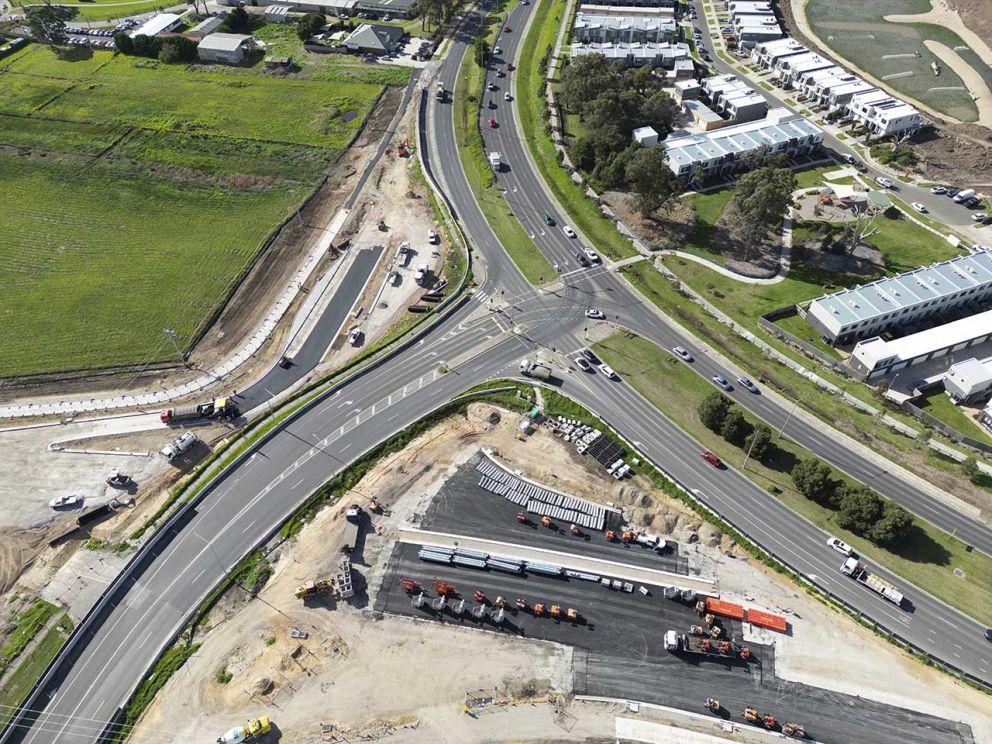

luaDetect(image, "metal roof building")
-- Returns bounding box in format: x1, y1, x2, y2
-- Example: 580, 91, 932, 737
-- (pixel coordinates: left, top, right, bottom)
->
129, 12, 183, 37
806, 252, 992, 346
572, 13, 676, 43
570, 41, 689, 67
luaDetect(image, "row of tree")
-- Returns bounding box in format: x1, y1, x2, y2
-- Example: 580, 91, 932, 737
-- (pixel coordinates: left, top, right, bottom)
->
113, 32, 198, 63
791, 460, 914, 546
698, 393, 775, 460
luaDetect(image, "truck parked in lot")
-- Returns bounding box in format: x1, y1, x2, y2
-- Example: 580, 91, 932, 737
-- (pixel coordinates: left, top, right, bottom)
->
160, 397, 238, 424
414, 263, 430, 286
840, 558, 904, 606
217, 716, 270, 743
663, 629, 736, 657
160, 431, 199, 462
341, 504, 363, 554
519, 358, 552, 380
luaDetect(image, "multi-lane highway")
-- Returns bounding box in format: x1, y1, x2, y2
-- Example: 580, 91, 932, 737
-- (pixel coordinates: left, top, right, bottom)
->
5, 2, 991, 742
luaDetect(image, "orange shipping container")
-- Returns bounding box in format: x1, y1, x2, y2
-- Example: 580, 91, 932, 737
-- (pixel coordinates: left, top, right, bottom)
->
747, 609, 787, 633
705, 597, 745, 620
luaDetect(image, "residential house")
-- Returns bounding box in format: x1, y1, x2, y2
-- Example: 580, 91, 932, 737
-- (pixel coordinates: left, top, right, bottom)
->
197, 33, 256, 64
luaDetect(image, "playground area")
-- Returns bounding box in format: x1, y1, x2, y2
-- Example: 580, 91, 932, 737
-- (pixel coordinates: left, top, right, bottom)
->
805, 0, 992, 124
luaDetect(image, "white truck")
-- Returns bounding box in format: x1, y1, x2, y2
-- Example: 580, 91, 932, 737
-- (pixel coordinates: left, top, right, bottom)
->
414, 263, 429, 286
840, 558, 904, 606
519, 358, 552, 380
488, 151, 502, 172
217, 717, 270, 743
952, 188, 976, 203
160, 432, 199, 463
435, 80, 446, 101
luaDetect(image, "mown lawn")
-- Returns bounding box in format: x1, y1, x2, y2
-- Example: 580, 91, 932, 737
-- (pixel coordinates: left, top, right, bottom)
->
594, 332, 992, 626
0, 43, 389, 377
10, 0, 165, 21
916, 390, 992, 447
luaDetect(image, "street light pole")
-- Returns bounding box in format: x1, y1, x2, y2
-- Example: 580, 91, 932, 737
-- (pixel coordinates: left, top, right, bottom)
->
163, 327, 189, 368
776, 399, 798, 441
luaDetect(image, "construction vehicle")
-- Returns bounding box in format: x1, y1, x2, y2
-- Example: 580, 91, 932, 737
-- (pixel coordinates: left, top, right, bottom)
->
160, 431, 199, 462
161, 397, 238, 424
743, 708, 758, 724
519, 358, 552, 380
550, 604, 561, 619
762, 715, 776, 730
341, 504, 363, 554
217, 716, 270, 743
431, 594, 447, 611
401, 578, 421, 594
704, 698, 720, 712
782, 722, 806, 738
534, 603, 546, 616
540, 515, 553, 528
435, 80, 446, 101
840, 558, 904, 605
434, 581, 458, 597
473, 590, 486, 603
515, 512, 531, 524
515, 598, 527, 611
295, 579, 332, 599
663, 630, 736, 657
569, 523, 581, 536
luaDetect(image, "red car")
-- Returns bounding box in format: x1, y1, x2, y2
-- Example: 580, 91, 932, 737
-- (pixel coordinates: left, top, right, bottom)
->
488, 117, 497, 128
504, 25, 511, 31
701, 450, 722, 468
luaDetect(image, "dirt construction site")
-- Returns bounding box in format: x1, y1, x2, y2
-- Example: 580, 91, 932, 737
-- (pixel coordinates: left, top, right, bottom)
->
128, 402, 990, 744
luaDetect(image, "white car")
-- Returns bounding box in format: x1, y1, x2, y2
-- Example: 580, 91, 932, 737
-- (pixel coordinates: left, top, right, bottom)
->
50, 494, 82, 509
504, 91, 511, 101
428, 229, 438, 244
874, 176, 894, 189
910, 202, 927, 213
487, 81, 497, 91
562, 225, 577, 238
737, 375, 759, 393
826, 536, 854, 556
493, 46, 503, 54
585, 309, 606, 320
598, 363, 618, 380
840, 153, 857, 165
930, 186, 947, 195
711, 375, 733, 391
971, 212, 988, 222
575, 356, 592, 371
584, 248, 601, 263
672, 346, 693, 362
348, 327, 362, 346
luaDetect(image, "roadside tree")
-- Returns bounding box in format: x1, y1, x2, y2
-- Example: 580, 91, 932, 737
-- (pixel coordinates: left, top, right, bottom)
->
868, 501, 914, 546
698, 392, 731, 432
25, 2, 78, 49
790, 458, 834, 504
744, 423, 773, 461
835, 486, 884, 535
719, 407, 748, 445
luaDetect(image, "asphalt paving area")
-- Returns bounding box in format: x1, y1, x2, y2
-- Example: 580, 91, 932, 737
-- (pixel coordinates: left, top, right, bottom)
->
419, 452, 692, 576
377, 543, 974, 744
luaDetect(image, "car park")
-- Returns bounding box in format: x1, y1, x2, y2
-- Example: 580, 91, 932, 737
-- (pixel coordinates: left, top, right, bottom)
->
910, 202, 927, 213
711, 375, 732, 391
585, 309, 606, 320
672, 346, 693, 362
700, 450, 722, 468
737, 376, 759, 393
579, 347, 600, 364
584, 248, 600, 263
930, 186, 947, 195
562, 225, 576, 238
574, 356, 592, 371
598, 363, 619, 380
874, 176, 894, 189
827, 537, 854, 556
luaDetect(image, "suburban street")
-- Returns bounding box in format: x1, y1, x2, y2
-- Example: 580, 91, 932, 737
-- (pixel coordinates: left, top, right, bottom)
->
4, 2, 992, 742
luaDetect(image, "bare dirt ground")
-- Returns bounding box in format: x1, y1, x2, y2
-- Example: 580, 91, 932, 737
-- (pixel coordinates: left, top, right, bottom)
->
130, 403, 990, 744
782, 1, 992, 187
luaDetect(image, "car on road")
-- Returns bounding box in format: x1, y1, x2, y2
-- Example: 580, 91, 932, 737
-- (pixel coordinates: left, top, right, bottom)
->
348, 327, 363, 346
874, 176, 894, 189
575, 251, 591, 267
737, 375, 759, 393
986, 628, 992, 642
493, 46, 503, 54
585, 309, 606, 319
503, 25, 511, 32
579, 347, 600, 364
504, 91, 512, 101
562, 225, 577, 238
826, 536, 854, 556
910, 202, 927, 213
672, 346, 693, 362
598, 363, 619, 380
50, 494, 82, 509
543, 212, 555, 225
700, 450, 722, 468
488, 117, 497, 128
278, 355, 292, 369
711, 375, 733, 391
840, 153, 857, 165
972, 212, 988, 223
495, 69, 505, 77
930, 186, 947, 195
575, 356, 592, 372
584, 248, 601, 263
428, 229, 438, 244
487, 81, 497, 91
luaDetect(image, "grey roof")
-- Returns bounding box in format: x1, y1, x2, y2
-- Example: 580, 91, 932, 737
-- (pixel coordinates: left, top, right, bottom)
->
570, 41, 689, 62
344, 22, 403, 50
198, 33, 254, 52
810, 253, 992, 328
573, 13, 676, 34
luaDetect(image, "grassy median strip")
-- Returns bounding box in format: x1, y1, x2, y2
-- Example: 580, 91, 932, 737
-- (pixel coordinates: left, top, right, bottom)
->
0, 613, 73, 731
452, 2, 555, 284
517, 0, 637, 261
593, 331, 992, 626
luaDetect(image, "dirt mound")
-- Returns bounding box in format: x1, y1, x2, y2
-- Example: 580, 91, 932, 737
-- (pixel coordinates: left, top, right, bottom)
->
0, 526, 56, 594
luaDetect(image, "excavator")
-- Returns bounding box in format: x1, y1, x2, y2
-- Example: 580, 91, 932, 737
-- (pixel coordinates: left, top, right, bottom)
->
434, 581, 458, 597
704, 698, 720, 713
743, 707, 759, 724
295, 579, 332, 599
515, 512, 532, 525
401, 578, 421, 594
540, 515, 553, 528
782, 722, 806, 738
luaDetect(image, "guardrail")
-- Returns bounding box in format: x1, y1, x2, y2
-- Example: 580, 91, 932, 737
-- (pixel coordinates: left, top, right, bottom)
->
1, 90, 474, 744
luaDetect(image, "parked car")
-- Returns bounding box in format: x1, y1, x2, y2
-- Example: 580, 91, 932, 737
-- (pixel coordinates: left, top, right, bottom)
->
585, 309, 606, 320
874, 176, 894, 189
700, 450, 722, 468
50, 494, 82, 509
711, 375, 733, 391
986, 628, 992, 642
945, 187, 960, 197
428, 229, 438, 244
826, 536, 854, 556
575, 356, 592, 371
737, 376, 759, 393
562, 225, 577, 238
598, 363, 619, 380
930, 186, 947, 195
910, 202, 927, 213
672, 346, 693, 362
964, 197, 981, 209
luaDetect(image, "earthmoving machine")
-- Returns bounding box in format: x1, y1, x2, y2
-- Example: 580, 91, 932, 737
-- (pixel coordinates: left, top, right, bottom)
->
704, 698, 720, 713
434, 581, 457, 597
431, 594, 447, 611
295, 579, 332, 600
515, 598, 528, 611
783, 722, 806, 738
515, 512, 531, 524
401, 578, 421, 594
474, 590, 487, 603
743, 708, 758, 724
540, 515, 553, 528
217, 717, 270, 743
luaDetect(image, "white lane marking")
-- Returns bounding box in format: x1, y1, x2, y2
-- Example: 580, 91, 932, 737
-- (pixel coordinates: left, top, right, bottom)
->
341, 441, 353, 452
242, 520, 256, 533
291, 478, 305, 489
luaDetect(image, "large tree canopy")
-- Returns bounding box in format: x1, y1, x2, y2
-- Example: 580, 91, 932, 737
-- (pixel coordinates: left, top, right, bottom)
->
25, 2, 78, 48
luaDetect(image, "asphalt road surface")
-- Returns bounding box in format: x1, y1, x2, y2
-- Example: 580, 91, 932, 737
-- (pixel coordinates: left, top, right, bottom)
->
378, 543, 974, 744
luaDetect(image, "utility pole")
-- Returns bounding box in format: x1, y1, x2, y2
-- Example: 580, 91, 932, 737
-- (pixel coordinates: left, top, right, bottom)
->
163, 327, 189, 368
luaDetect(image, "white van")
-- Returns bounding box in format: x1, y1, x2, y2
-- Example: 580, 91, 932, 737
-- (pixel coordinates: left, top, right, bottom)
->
953, 188, 976, 203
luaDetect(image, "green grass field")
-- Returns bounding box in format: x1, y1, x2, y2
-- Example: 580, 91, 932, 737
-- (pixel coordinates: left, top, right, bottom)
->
916, 390, 992, 447
0, 43, 387, 377
0, 614, 73, 731
594, 332, 992, 626
11, 0, 169, 22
